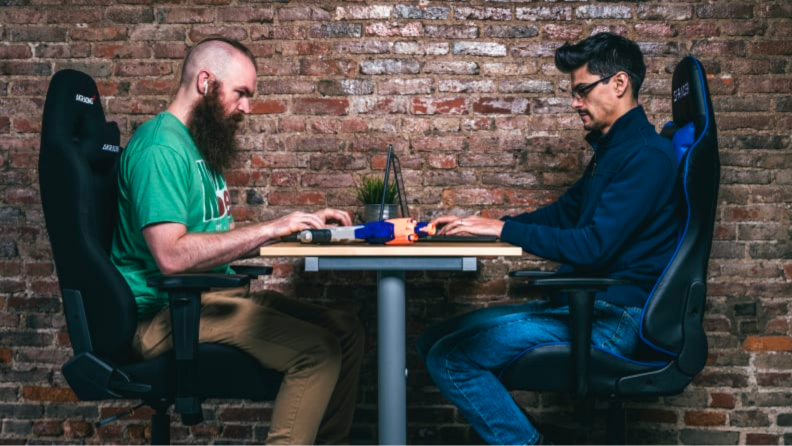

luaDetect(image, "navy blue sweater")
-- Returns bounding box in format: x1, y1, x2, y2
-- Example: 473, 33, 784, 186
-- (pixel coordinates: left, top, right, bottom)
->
500, 106, 682, 309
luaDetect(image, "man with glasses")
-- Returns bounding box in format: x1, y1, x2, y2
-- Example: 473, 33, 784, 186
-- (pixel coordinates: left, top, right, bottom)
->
419, 33, 682, 445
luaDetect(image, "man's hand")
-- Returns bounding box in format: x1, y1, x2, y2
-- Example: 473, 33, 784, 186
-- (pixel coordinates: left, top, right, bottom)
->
432, 215, 505, 237
312, 208, 353, 227
264, 211, 327, 239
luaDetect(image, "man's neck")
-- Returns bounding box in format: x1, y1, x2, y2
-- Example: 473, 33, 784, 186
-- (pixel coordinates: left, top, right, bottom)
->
166, 91, 194, 127
601, 99, 639, 135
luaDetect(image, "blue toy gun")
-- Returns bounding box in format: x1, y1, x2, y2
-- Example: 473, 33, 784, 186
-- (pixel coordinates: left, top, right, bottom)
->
294, 218, 436, 245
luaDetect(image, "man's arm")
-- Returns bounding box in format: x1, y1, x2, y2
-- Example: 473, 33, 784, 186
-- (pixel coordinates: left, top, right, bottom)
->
143, 209, 350, 274
501, 166, 587, 229
500, 148, 677, 267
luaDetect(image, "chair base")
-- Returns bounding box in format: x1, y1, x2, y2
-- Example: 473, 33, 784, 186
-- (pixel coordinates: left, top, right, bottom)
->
151, 405, 171, 445
606, 400, 626, 445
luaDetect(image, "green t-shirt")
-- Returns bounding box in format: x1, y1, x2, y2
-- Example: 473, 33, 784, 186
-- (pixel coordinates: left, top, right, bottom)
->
110, 112, 234, 318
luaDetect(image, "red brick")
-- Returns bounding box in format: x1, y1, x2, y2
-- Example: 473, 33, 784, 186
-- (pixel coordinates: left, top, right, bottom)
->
268, 191, 325, 206
442, 188, 504, 206
340, 119, 368, 134
684, 410, 727, 426
250, 99, 287, 115
0, 44, 33, 59
270, 172, 299, 188
710, 393, 736, 409
105, 6, 155, 24
22, 386, 78, 402
114, 61, 172, 77
93, 43, 152, 59
681, 22, 721, 38
302, 173, 354, 188
473, 97, 530, 115
0, 348, 11, 364
218, 7, 274, 23
697, 4, 754, 19
64, 420, 94, 439
411, 98, 467, 115
70, 27, 127, 41
744, 336, 792, 352
132, 79, 175, 96
293, 98, 349, 116
746, 433, 779, 445
412, 136, 466, 152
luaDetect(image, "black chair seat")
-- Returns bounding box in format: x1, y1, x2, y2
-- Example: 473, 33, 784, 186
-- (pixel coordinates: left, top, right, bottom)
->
499, 344, 666, 395
119, 343, 283, 401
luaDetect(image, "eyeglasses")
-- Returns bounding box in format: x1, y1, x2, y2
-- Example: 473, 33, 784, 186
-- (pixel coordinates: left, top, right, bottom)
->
570, 73, 617, 101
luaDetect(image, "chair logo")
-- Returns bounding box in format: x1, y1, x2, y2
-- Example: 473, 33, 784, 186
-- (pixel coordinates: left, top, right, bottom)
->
75, 94, 95, 105
101, 144, 120, 153
673, 82, 689, 103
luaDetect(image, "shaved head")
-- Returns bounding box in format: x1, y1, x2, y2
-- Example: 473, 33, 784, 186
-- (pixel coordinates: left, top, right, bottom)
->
180, 36, 256, 88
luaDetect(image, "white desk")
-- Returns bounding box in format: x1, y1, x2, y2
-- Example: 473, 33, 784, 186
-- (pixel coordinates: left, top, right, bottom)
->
260, 242, 523, 444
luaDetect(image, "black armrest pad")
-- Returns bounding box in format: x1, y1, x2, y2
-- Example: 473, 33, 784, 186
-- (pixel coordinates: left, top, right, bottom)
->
147, 274, 250, 290
508, 270, 560, 279
531, 277, 633, 290
231, 265, 273, 278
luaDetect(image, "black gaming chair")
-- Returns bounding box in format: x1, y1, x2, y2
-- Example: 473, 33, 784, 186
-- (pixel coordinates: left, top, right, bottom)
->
500, 55, 719, 443
38, 69, 282, 445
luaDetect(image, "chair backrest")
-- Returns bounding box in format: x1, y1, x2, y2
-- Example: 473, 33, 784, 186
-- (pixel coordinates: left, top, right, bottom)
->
639, 56, 720, 367
39, 69, 137, 363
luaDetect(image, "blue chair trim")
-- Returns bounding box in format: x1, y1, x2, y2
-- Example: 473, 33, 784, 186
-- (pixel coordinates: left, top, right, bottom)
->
639, 55, 710, 357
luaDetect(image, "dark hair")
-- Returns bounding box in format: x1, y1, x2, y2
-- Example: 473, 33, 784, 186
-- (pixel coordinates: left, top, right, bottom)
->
555, 32, 646, 99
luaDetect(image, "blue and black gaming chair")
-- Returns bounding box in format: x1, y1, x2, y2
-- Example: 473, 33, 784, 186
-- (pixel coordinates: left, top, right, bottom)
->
500, 55, 719, 443
38, 69, 282, 445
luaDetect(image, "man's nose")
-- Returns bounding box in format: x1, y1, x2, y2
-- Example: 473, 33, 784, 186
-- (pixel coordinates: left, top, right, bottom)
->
571, 96, 584, 109
239, 98, 250, 114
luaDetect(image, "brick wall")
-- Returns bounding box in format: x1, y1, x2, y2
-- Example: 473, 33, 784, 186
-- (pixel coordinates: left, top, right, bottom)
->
1, 0, 791, 444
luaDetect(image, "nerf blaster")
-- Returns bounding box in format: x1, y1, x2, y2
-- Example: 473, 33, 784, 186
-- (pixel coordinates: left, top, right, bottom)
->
293, 218, 436, 245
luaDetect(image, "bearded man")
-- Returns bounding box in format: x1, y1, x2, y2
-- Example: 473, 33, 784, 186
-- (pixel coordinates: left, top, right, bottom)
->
110, 37, 364, 445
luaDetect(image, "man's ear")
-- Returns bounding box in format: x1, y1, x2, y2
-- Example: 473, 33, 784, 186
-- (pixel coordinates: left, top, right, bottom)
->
614, 71, 631, 98
197, 70, 212, 96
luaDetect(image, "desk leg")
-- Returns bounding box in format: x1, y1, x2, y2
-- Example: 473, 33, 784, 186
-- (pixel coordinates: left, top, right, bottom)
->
377, 270, 406, 445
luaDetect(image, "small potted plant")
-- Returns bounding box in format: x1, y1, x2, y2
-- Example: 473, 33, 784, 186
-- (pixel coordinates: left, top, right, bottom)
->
355, 175, 399, 222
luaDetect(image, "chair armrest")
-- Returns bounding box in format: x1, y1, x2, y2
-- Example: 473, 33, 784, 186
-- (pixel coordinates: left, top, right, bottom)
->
530, 277, 632, 290
526, 276, 633, 398
147, 273, 249, 290
508, 270, 561, 279
146, 273, 251, 425
230, 265, 273, 279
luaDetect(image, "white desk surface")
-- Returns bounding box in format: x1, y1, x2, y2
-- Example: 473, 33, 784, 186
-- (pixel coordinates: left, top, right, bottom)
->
260, 242, 523, 257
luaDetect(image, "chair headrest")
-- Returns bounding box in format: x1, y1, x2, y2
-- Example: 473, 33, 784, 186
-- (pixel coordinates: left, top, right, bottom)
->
41, 69, 122, 166
670, 56, 712, 140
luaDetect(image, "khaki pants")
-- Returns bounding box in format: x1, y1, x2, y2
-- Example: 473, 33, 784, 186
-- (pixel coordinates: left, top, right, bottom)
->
132, 287, 364, 445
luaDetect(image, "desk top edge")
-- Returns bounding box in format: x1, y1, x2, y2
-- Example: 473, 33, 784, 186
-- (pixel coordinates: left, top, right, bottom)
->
259, 242, 523, 257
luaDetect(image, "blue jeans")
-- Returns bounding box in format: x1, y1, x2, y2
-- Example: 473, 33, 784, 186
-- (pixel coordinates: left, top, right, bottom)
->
418, 300, 642, 445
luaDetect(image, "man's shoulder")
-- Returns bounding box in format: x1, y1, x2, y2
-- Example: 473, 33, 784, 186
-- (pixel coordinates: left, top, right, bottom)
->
126, 113, 190, 154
